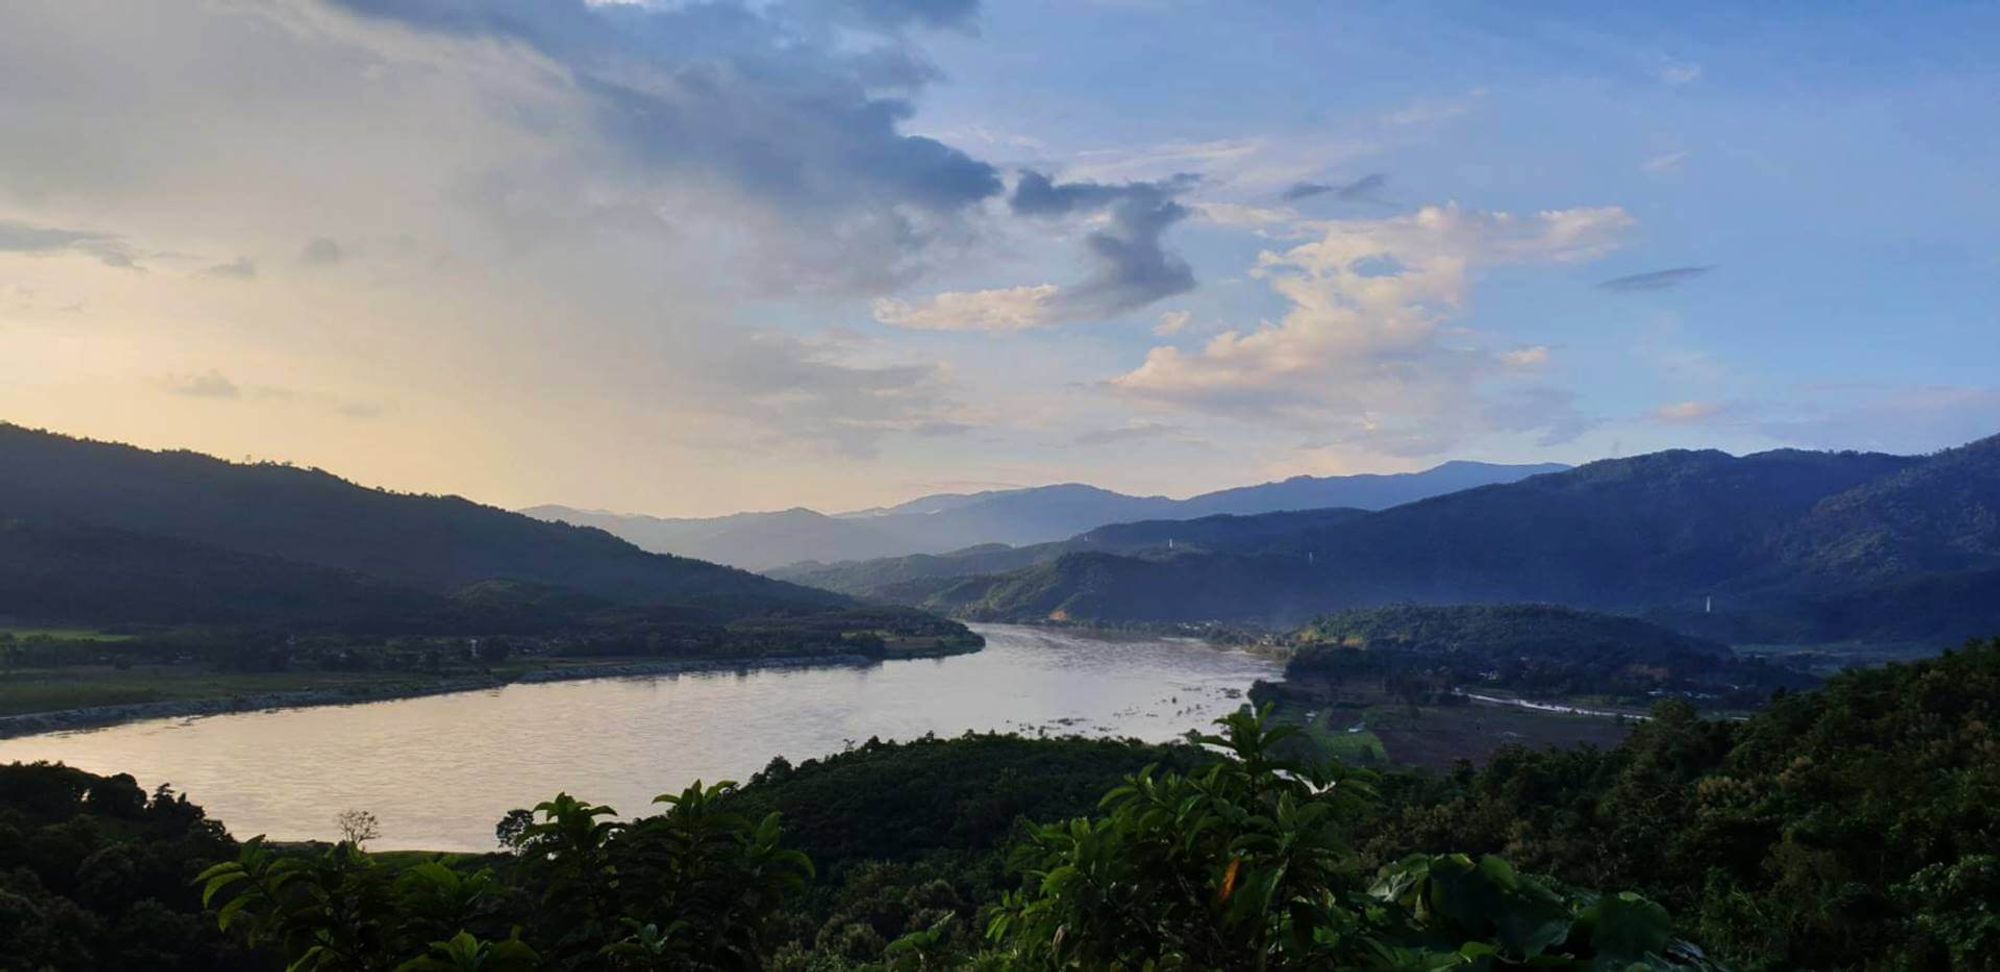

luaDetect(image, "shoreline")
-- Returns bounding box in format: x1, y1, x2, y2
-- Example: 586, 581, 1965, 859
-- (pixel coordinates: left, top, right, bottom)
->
0, 651, 896, 740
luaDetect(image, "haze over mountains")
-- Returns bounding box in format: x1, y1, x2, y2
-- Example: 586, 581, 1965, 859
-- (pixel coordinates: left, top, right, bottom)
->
787, 434, 2000, 646
523, 461, 1569, 571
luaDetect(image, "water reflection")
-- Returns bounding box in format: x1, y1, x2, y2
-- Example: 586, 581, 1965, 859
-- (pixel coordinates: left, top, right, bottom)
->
0, 624, 1277, 851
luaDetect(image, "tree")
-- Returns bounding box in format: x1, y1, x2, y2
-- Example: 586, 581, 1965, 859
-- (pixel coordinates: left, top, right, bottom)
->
335, 809, 382, 848
991, 706, 1716, 969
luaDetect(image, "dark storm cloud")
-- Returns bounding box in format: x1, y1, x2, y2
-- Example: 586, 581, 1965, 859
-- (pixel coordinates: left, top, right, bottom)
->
1010, 171, 1198, 317
1598, 265, 1713, 292
327, 0, 1003, 235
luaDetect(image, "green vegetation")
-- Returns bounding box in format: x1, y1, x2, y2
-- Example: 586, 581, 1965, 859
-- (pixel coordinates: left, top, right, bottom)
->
1365, 637, 2000, 970
809, 435, 2000, 649
0, 426, 982, 692
9, 636, 1999, 969
1282, 604, 1810, 708
0, 425, 988, 726
771, 507, 1370, 601
0, 763, 250, 970
0, 614, 980, 727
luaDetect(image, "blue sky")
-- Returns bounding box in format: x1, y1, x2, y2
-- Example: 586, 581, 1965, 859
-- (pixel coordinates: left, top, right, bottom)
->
1, 1, 1994, 514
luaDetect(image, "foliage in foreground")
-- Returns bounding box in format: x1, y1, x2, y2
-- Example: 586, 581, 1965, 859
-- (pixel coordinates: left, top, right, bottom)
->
1371, 637, 2000, 970
198, 780, 810, 970
0, 763, 249, 970
187, 710, 1706, 971
994, 710, 1712, 970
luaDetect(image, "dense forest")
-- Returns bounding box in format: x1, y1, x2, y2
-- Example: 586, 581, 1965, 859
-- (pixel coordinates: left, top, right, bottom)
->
0, 425, 845, 625
1273, 604, 1813, 707
795, 435, 2000, 646
7, 638, 1996, 969
0, 426, 980, 717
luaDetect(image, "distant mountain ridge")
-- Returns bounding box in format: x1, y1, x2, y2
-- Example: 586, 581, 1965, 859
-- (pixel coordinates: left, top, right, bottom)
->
806, 435, 2000, 645
526, 461, 1569, 570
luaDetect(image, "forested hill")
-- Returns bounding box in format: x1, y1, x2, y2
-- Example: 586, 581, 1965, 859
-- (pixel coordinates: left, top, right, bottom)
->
529, 461, 1563, 570
771, 506, 1371, 598
1276, 604, 1808, 706
861, 436, 2000, 641
0, 424, 846, 618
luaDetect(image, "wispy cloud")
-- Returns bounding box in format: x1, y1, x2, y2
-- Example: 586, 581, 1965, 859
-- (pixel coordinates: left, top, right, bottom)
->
200, 256, 257, 280
0, 219, 139, 268
1652, 400, 1724, 423
166, 370, 241, 399
1074, 421, 1187, 446
1642, 150, 1691, 174
1598, 266, 1713, 292
873, 284, 1060, 332
1153, 310, 1191, 336
300, 237, 343, 266
1281, 173, 1389, 204
1660, 61, 1703, 85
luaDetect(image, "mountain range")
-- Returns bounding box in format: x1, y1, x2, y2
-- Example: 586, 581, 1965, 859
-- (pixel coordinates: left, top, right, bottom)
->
0, 424, 853, 631
786, 434, 2000, 645
523, 461, 1569, 570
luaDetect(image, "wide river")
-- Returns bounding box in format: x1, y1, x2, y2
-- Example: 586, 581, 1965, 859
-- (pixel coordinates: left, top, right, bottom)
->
0, 624, 1278, 851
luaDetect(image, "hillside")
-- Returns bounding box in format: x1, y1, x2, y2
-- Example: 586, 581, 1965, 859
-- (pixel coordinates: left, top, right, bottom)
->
532, 461, 1562, 569
0, 519, 446, 628
0, 424, 843, 616
1278, 604, 1803, 706
518, 505, 911, 572
849, 438, 2000, 643
772, 506, 1370, 599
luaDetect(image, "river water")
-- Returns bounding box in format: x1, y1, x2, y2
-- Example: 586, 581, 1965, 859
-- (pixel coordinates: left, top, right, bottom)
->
0, 624, 1278, 851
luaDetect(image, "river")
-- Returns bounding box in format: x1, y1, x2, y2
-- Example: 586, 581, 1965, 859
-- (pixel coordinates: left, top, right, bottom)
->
0, 624, 1279, 851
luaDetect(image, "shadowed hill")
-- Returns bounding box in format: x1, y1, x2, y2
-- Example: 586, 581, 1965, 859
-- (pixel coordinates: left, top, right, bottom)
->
847, 440, 2000, 642
531, 462, 1564, 569
0, 424, 846, 616
772, 507, 1371, 598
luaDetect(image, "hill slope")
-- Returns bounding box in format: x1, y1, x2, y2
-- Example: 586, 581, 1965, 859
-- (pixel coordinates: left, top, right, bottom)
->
0, 424, 845, 619
531, 462, 1564, 569
772, 507, 1371, 599
860, 438, 2000, 642
520, 506, 911, 572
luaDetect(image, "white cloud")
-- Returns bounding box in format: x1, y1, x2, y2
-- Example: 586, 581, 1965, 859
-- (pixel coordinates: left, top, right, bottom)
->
1195, 202, 1298, 229
1153, 310, 1191, 336
1653, 400, 1723, 423
1109, 203, 1632, 453
1643, 150, 1691, 174
873, 284, 1060, 332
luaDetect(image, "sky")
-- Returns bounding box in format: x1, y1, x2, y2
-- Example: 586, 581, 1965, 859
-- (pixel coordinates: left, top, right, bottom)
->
2, 0, 1996, 517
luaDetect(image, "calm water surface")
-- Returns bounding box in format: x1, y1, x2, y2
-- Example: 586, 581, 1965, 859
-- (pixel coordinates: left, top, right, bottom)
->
0, 624, 1277, 851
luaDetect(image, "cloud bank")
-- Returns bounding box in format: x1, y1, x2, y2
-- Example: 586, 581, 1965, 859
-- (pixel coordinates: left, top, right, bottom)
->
1111, 203, 1633, 453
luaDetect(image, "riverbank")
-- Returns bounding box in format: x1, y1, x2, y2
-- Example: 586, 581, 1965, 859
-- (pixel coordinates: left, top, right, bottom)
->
0, 652, 884, 739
